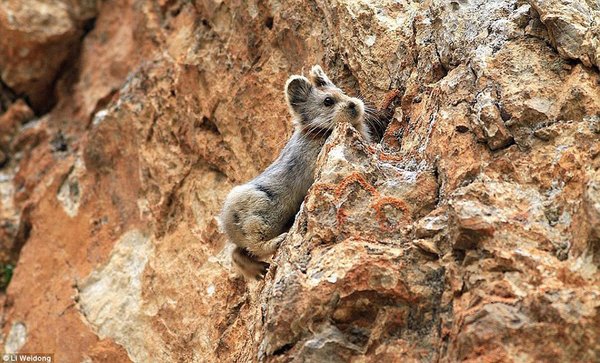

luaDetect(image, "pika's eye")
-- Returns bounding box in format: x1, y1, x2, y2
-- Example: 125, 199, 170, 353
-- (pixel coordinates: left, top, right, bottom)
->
323, 97, 335, 107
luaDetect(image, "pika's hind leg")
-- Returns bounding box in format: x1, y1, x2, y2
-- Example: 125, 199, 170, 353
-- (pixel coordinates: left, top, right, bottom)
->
232, 247, 270, 280
248, 232, 288, 258
232, 233, 288, 280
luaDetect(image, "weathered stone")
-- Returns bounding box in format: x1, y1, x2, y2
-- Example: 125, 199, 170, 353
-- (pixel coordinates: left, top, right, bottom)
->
78, 230, 152, 362
4, 321, 26, 354
0, 0, 98, 113
0, 100, 34, 151
473, 90, 514, 150
529, 0, 600, 68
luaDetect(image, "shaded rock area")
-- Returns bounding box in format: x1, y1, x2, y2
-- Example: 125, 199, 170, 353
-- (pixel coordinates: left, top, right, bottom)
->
0, 0, 598, 362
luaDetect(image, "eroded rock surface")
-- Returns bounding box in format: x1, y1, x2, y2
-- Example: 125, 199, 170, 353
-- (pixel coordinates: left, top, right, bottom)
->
0, 0, 598, 362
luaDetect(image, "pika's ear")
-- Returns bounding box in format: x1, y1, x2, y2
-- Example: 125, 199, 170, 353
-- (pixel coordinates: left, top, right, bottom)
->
285, 76, 312, 110
309, 65, 334, 88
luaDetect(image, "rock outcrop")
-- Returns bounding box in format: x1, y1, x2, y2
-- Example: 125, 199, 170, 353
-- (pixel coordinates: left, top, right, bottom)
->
0, 0, 598, 362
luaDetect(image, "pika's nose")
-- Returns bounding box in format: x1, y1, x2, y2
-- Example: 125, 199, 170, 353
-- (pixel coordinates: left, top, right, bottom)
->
348, 101, 356, 109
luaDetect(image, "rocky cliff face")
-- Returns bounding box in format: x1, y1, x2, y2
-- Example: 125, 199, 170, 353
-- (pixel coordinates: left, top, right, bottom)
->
0, 0, 599, 362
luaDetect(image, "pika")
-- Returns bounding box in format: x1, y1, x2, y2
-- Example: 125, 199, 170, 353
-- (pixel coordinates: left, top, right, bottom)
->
220, 65, 370, 279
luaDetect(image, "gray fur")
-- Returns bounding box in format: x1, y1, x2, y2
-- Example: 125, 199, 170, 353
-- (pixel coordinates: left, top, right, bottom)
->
220, 65, 370, 279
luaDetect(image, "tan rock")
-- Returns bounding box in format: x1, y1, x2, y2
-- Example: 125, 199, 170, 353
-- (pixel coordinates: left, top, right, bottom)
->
529, 0, 600, 68
0, 0, 98, 113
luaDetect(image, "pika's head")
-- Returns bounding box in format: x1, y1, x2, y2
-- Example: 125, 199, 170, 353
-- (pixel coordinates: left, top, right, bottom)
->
285, 65, 366, 138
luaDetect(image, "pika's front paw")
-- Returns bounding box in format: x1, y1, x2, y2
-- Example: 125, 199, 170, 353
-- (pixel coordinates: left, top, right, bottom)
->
232, 247, 270, 280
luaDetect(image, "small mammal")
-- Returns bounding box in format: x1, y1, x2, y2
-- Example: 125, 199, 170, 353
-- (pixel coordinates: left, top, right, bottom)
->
220, 65, 370, 279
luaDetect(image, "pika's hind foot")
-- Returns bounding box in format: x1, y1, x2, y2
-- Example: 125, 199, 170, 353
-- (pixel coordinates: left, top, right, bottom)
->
248, 232, 288, 258
232, 247, 270, 280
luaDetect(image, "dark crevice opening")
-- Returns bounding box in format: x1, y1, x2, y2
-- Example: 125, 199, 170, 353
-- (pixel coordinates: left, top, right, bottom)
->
82, 17, 97, 34
196, 116, 220, 134
272, 342, 295, 356
265, 16, 274, 30
0, 78, 17, 115
433, 162, 443, 207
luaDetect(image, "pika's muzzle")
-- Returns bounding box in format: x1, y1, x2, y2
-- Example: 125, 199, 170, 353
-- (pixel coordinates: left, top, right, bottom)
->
347, 101, 358, 118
